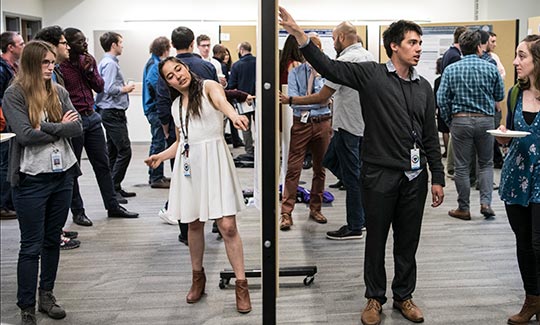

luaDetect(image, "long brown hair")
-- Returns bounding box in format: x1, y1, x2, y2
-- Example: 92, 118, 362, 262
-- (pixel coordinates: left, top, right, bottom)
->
12, 40, 62, 128
517, 34, 540, 92
158, 56, 203, 118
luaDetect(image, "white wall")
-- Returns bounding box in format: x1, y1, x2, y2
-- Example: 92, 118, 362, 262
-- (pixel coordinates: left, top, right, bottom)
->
1, 0, 43, 31
478, 0, 540, 40
2, 0, 539, 141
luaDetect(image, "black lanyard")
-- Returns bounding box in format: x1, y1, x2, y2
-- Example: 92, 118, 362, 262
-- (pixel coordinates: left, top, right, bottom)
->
397, 75, 419, 147
178, 100, 190, 157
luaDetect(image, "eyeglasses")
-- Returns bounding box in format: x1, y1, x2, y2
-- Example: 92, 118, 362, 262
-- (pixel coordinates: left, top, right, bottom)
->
199, 44, 210, 47
42, 59, 56, 67
58, 41, 68, 45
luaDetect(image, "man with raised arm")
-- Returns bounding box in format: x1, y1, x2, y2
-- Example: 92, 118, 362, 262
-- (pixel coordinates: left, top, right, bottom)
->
280, 7, 445, 325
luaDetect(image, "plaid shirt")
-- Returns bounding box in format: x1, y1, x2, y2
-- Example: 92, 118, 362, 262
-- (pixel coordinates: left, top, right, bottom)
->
59, 55, 104, 113
437, 54, 505, 126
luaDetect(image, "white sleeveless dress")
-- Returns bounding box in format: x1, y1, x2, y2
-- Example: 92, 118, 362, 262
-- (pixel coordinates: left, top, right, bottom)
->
166, 80, 245, 223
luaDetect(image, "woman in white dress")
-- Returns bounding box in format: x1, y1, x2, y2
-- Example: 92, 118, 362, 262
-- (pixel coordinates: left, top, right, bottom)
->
145, 57, 251, 313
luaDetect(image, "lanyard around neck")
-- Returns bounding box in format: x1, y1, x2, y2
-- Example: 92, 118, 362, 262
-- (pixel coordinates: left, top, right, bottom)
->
178, 99, 190, 157
397, 74, 419, 147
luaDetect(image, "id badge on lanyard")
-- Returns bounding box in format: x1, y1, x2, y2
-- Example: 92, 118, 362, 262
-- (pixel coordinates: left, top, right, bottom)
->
410, 144, 420, 170
51, 149, 63, 172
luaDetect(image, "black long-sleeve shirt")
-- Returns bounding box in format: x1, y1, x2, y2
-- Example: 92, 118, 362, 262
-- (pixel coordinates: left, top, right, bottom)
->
300, 41, 445, 186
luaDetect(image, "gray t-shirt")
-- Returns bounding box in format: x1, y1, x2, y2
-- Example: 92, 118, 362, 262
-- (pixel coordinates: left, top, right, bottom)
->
325, 43, 374, 136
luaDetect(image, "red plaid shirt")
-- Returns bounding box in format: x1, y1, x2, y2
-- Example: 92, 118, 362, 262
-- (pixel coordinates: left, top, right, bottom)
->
59, 54, 104, 113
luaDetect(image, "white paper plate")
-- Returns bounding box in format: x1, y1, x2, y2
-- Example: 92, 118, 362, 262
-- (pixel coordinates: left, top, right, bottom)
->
0, 133, 15, 143
486, 129, 531, 138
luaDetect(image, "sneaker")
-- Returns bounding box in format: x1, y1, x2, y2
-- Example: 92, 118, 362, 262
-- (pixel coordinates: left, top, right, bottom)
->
328, 180, 343, 189
62, 230, 78, 239
158, 209, 178, 225
60, 235, 80, 250
326, 225, 363, 240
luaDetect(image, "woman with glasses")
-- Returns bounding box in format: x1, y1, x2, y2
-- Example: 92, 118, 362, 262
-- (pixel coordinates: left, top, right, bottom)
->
3, 40, 82, 325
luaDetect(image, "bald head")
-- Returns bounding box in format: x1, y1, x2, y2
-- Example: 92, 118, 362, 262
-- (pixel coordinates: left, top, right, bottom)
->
333, 21, 358, 56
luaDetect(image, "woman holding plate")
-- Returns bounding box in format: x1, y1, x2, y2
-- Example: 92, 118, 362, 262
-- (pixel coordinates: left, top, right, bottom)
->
495, 34, 540, 325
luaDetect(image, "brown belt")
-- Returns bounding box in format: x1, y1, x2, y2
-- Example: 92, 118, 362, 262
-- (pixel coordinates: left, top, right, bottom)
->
293, 114, 332, 123
79, 110, 94, 117
453, 112, 490, 118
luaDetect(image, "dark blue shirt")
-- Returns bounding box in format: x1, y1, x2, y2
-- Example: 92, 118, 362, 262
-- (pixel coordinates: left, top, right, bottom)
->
0, 57, 16, 107
156, 53, 218, 125
228, 53, 256, 95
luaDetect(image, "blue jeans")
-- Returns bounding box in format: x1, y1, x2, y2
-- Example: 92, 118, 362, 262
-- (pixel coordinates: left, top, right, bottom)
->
451, 116, 494, 210
146, 111, 166, 183
14, 167, 75, 309
333, 128, 365, 231
71, 111, 119, 214
0, 133, 12, 209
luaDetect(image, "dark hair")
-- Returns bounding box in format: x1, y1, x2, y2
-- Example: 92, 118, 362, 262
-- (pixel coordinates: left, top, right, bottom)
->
196, 34, 210, 46
459, 30, 481, 56
171, 26, 194, 50
213, 44, 226, 56
382, 20, 423, 58
224, 47, 232, 71
239, 41, 252, 52
100, 31, 122, 52
478, 30, 490, 45
279, 35, 304, 76
34, 25, 64, 46
158, 56, 204, 118
489, 31, 497, 37
63, 27, 82, 43
436, 57, 443, 75
453, 26, 467, 44
149, 36, 170, 56
517, 34, 540, 91
1, 31, 18, 53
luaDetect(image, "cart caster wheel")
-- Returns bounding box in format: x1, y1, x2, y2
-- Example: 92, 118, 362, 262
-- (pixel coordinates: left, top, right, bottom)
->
219, 279, 226, 289
303, 276, 314, 286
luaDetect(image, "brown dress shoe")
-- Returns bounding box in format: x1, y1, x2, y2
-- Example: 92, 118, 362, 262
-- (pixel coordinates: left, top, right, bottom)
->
309, 210, 327, 224
448, 209, 471, 220
186, 268, 206, 303
393, 299, 424, 323
361, 298, 382, 325
508, 294, 540, 325
235, 279, 252, 313
280, 213, 293, 231
480, 204, 495, 218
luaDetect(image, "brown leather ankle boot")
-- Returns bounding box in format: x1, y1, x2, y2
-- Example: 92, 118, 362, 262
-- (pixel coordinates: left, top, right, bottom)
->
235, 279, 252, 313
186, 268, 206, 303
508, 294, 540, 324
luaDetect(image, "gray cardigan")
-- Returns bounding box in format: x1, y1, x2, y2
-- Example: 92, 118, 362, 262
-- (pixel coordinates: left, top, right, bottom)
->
3, 83, 83, 186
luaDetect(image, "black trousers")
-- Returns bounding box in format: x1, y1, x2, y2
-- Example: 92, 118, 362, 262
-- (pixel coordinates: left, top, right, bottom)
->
361, 163, 428, 304
71, 112, 119, 213
506, 203, 540, 296
100, 109, 132, 191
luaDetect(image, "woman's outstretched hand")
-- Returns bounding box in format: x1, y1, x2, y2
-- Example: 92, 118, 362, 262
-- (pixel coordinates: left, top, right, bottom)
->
234, 115, 250, 131
145, 154, 162, 169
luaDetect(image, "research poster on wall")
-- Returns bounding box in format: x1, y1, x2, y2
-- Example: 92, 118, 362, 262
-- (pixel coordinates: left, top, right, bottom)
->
279, 29, 336, 59
417, 24, 493, 87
